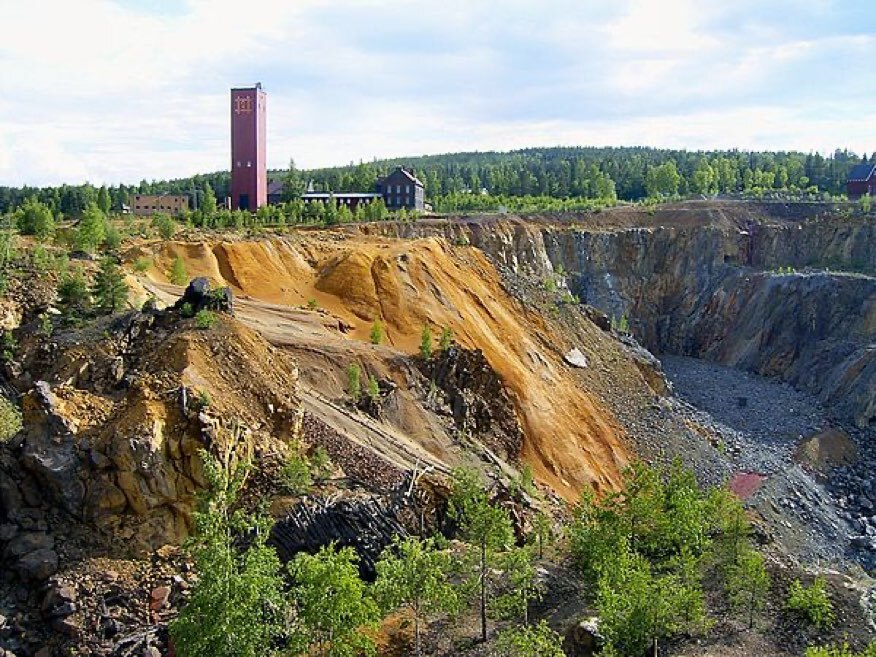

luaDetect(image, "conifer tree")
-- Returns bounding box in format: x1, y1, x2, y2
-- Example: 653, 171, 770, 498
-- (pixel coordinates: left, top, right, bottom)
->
92, 257, 128, 314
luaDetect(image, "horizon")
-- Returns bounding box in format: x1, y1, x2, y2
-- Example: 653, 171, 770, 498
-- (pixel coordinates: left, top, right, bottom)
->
2, 0, 874, 187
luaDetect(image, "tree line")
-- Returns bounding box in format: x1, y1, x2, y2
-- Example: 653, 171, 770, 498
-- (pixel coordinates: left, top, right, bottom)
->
2, 146, 872, 217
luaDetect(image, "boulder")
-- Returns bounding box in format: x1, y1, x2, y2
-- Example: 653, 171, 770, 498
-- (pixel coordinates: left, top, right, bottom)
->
174, 278, 234, 315
17, 548, 58, 581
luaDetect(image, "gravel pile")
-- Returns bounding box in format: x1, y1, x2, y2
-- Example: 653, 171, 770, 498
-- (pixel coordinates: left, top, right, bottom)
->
661, 354, 876, 574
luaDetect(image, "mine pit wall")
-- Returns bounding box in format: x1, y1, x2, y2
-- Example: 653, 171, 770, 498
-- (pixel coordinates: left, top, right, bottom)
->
374, 216, 875, 427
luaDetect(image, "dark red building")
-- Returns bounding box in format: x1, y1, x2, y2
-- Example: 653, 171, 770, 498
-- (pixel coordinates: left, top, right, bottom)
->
230, 84, 267, 210
846, 163, 876, 199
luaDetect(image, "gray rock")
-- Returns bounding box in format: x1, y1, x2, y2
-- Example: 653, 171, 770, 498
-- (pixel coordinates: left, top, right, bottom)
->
3, 532, 53, 559
17, 548, 58, 581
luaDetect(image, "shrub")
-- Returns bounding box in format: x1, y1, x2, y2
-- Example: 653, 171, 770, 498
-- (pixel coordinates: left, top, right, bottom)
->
419, 325, 433, 359
306, 298, 319, 310
195, 309, 217, 330
309, 446, 332, 483
439, 326, 453, 351
74, 203, 107, 253
153, 212, 177, 240
170, 256, 188, 286
0, 396, 23, 442
134, 257, 152, 273
347, 362, 361, 404
180, 302, 195, 318
58, 267, 91, 313
103, 224, 122, 251
369, 318, 384, 345
170, 451, 286, 657
281, 442, 313, 495
92, 257, 129, 314
495, 620, 565, 657
15, 198, 55, 240
31, 245, 52, 272
366, 375, 380, 403
787, 577, 834, 629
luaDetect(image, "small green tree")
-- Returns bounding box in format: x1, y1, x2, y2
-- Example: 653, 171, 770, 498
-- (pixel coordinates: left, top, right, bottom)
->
288, 544, 380, 657
170, 451, 286, 657
369, 319, 384, 345
529, 511, 553, 559
347, 362, 362, 404
97, 185, 112, 214
419, 325, 433, 360
74, 203, 107, 253
202, 183, 218, 215
374, 536, 458, 657
170, 255, 188, 286
449, 467, 514, 642
281, 440, 313, 495
310, 445, 333, 483
439, 326, 453, 351
57, 267, 91, 314
860, 194, 872, 213
725, 548, 770, 629
15, 197, 55, 240
154, 212, 177, 240
92, 257, 128, 314
366, 375, 380, 403
493, 545, 542, 625
0, 396, 23, 442
494, 620, 565, 657
103, 223, 122, 251
787, 577, 834, 630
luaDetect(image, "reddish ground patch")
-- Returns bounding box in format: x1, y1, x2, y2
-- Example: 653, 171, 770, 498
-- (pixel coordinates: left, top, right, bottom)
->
730, 472, 766, 499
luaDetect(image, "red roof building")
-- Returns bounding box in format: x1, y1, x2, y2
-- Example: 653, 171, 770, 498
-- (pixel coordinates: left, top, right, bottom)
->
846, 163, 876, 199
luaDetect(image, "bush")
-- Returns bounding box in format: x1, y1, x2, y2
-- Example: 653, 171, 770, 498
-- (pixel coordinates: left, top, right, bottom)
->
180, 302, 195, 318
439, 326, 453, 351
195, 309, 217, 330
806, 642, 876, 657
306, 298, 319, 310
495, 620, 565, 657
369, 319, 384, 345
73, 203, 107, 253
787, 577, 834, 629
170, 256, 188, 286
281, 442, 313, 495
153, 213, 177, 240
92, 257, 128, 314
15, 198, 55, 240
134, 257, 152, 273
103, 224, 122, 252
347, 362, 361, 404
419, 325, 433, 359
0, 397, 23, 442
58, 267, 91, 313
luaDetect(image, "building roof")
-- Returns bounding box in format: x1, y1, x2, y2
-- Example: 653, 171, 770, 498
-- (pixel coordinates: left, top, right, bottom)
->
847, 163, 876, 182
382, 167, 424, 187
267, 180, 285, 195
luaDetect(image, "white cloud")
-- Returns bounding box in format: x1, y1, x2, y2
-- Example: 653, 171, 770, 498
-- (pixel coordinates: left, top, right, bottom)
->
0, 0, 874, 186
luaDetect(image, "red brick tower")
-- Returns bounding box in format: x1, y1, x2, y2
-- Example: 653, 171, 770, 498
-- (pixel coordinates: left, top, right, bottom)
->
230, 83, 267, 210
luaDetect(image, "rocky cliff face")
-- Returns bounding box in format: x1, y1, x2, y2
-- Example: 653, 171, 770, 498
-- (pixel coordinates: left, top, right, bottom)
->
374, 212, 875, 427
1, 310, 303, 574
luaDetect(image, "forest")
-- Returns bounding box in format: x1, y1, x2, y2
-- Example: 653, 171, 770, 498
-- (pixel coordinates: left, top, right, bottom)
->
1, 146, 872, 217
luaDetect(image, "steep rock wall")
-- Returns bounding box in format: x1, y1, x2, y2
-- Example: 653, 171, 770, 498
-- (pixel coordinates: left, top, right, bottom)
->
373, 215, 875, 427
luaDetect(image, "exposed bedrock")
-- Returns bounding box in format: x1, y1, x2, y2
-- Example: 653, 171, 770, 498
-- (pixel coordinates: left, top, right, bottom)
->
382, 215, 875, 427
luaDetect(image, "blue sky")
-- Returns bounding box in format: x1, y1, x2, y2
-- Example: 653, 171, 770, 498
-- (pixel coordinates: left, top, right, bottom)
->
1, 0, 874, 186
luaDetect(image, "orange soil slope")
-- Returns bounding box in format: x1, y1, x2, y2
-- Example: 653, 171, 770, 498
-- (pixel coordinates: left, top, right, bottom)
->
150, 234, 629, 498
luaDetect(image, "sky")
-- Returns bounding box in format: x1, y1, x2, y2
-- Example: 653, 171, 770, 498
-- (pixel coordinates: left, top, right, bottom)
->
1, 0, 874, 187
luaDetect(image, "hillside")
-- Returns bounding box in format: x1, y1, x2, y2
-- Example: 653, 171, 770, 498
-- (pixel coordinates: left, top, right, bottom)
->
0, 200, 873, 656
